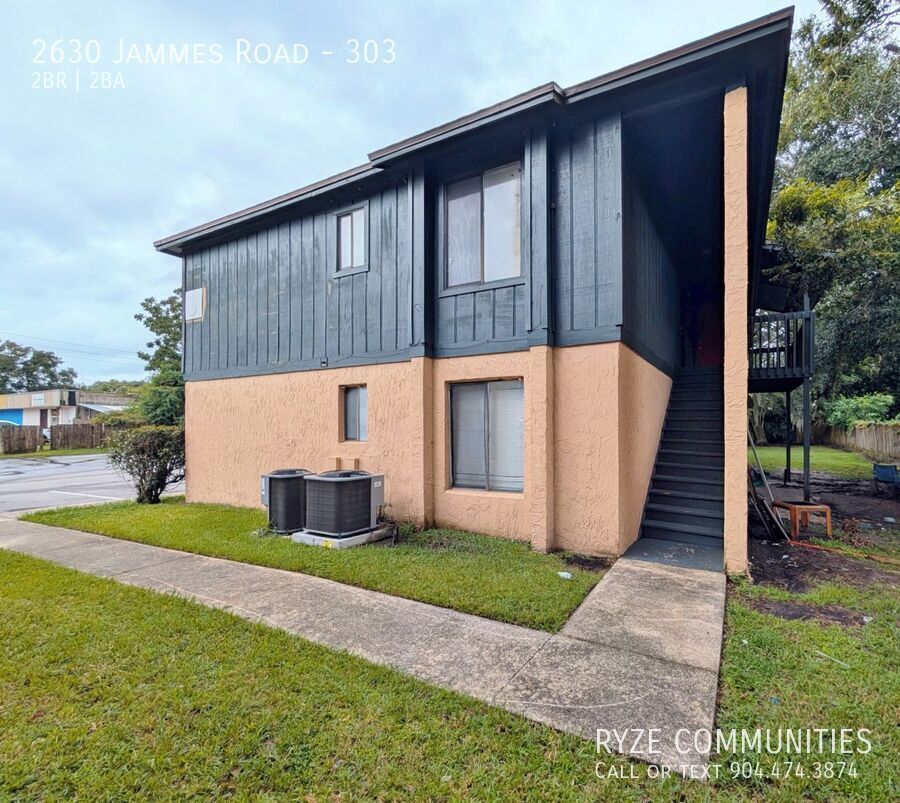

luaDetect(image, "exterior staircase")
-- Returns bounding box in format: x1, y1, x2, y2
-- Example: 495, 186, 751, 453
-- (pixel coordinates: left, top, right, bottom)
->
640, 369, 724, 548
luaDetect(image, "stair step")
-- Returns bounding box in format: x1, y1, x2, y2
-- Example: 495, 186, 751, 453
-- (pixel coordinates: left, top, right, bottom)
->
642, 519, 724, 540
655, 461, 724, 480
652, 474, 724, 494
667, 411, 724, 421
641, 526, 725, 548
644, 504, 725, 529
657, 448, 723, 466
659, 440, 724, 454
648, 488, 723, 511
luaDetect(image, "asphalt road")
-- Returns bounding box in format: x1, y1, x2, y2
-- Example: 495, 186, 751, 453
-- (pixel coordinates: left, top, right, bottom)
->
0, 454, 183, 514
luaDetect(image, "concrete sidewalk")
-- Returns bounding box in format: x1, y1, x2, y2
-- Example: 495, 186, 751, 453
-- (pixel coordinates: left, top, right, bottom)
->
0, 517, 725, 770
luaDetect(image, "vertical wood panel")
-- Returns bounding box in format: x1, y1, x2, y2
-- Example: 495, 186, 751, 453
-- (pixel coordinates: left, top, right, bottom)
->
237, 236, 248, 366
554, 135, 573, 333
228, 240, 239, 366
256, 232, 267, 365
571, 121, 596, 331
301, 217, 315, 360
316, 213, 330, 359
266, 226, 279, 362
494, 286, 515, 340
203, 249, 215, 371
289, 220, 302, 361
367, 192, 383, 352
246, 233, 258, 364
395, 182, 409, 352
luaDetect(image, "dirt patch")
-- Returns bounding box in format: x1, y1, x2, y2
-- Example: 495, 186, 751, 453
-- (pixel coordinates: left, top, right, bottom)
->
749, 537, 899, 593
769, 482, 900, 531
745, 595, 868, 627
561, 553, 613, 573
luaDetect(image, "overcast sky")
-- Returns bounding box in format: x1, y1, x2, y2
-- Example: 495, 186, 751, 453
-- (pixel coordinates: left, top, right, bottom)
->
0, 1, 818, 384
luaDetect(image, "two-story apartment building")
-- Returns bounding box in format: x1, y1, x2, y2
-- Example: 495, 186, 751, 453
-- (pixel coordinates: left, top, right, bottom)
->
156, 9, 798, 572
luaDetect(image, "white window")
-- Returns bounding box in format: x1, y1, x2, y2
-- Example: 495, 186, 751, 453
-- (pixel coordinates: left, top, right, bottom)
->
446, 163, 521, 287
450, 380, 523, 492
337, 207, 367, 270
343, 385, 367, 441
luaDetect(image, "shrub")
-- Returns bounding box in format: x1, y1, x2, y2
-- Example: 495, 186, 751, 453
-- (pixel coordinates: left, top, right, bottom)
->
136, 366, 184, 425
823, 393, 895, 431
107, 425, 185, 504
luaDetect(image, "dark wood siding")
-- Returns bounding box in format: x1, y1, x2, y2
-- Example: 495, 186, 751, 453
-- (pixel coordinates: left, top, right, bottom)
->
621, 150, 681, 373
551, 115, 623, 345
183, 180, 410, 378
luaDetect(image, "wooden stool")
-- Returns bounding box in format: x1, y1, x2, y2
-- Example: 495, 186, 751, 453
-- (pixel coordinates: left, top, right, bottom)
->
771, 501, 833, 539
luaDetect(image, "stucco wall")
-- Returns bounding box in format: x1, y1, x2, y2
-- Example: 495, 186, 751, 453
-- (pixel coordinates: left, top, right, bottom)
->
185, 342, 669, 557
184, 360, 427, 523
553, 342, 622, 554
617, 345, 672, 552
723, 86, 749, 573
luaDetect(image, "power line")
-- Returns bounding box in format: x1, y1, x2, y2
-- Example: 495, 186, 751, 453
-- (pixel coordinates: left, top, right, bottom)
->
0, 331, 140, 356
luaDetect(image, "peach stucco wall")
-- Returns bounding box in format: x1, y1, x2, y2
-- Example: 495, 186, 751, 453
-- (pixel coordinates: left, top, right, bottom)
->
184, 360, 429, 524
723, 86, 750, 573
553, 342, 621, 554
185, 343, 669, 557
617, 346, 672, 552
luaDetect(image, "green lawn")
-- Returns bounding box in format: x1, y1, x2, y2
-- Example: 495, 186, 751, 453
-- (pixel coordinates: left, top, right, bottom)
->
0, 447, 106, 460
748, 445, 876, 480
23, 498, 598, 632
2, 549, 896, 800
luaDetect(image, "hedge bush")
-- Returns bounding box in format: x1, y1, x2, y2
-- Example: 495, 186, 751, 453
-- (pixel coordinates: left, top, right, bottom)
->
107, 425, 184, 504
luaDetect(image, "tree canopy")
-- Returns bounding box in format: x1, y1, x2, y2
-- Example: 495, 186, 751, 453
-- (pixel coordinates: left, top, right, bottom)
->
0, 340, 77, 394
135, 290, 182, 375
767, 0, 900, 404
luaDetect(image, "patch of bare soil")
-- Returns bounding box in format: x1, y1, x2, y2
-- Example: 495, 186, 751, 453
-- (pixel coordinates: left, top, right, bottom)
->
562, 553, 613, 573
745, 595, 867, 627
748, 536, 899, 593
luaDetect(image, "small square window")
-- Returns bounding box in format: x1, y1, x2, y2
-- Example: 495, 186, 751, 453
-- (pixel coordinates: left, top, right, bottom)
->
343, 385, 367, 441
337, 207, 367, 270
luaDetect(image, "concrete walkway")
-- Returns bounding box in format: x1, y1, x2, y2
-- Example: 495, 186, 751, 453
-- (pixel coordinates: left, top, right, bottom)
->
0, 517, 725, 770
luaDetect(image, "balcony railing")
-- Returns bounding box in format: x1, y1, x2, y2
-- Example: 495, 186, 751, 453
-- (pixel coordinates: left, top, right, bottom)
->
749, 310, 815, 382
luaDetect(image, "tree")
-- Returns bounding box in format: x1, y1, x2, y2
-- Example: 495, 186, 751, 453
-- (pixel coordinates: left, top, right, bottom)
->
107, 425, 185, 504
85, 379, 145, 395
135, 289, 182, 374
768, 0, 900, 408
127, 288, 184, 426
0, 340, 77, 394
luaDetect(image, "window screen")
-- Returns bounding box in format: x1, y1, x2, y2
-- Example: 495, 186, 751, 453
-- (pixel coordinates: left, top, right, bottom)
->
337, 207, 366, 270
450, 380, 523, 492
344, 385, 367, 441
446, 163, 521, 287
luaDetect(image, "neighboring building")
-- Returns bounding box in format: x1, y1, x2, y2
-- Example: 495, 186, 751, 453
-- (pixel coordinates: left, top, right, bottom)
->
156, 10, 808, 572
0, 389, 133, 428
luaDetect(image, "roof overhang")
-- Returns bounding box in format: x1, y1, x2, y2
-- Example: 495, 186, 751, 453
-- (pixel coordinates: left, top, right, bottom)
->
155, 7, 793, 258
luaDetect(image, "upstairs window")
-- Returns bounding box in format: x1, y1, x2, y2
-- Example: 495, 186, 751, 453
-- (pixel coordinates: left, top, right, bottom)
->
446, 163, 521, 287
450, 380, 524, 492
343, 385, 368, 441
337, 207, 366, 270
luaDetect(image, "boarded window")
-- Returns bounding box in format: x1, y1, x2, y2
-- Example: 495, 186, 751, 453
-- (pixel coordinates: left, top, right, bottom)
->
343, 385, 368, 441
450, 380, 523, 492
446, 163, 521, 287
337, 207, 366, 270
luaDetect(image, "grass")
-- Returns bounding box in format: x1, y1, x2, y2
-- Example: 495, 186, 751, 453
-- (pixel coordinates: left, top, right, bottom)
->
748, 445, 876, 481
2, 548, 897, 800
23, 498, 598, 632
0, 447, 106, 460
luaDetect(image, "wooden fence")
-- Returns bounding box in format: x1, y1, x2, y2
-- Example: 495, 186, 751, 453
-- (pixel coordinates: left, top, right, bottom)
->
0, 426, 44, 454
50, 423, 117, 451
823, 424, 900, 459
